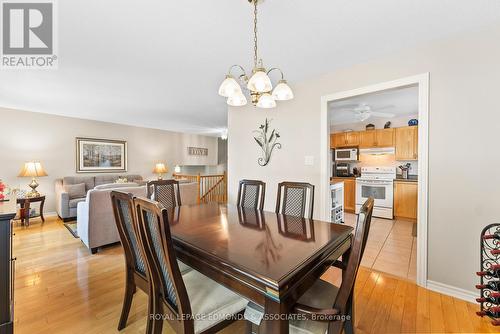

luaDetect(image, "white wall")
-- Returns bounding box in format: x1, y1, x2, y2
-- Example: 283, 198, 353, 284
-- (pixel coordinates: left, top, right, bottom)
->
228, 23, 500, 294
0, 108, 218, 212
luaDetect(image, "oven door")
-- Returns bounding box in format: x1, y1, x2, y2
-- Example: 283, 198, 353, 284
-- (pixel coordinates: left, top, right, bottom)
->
355, 179, 393, 208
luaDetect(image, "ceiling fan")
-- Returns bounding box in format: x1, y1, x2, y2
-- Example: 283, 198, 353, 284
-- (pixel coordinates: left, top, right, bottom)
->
338, 103, 396, 122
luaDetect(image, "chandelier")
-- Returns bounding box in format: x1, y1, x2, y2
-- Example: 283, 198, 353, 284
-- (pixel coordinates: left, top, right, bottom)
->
218, 0, 294, 109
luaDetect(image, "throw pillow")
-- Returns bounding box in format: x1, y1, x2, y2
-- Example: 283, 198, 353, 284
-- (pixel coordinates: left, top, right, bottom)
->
63, 183, 86, 199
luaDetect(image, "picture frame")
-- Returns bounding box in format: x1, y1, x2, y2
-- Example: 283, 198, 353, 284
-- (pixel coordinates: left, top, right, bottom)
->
76, 137, 127, 173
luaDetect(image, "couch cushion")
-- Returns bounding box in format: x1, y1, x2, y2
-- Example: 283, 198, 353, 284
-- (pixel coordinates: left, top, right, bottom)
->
94, 175, 119, 186
63, 176, 95, 191
69, 198, 86, 209
64, 183, 87, 200
94, 182, 138, 190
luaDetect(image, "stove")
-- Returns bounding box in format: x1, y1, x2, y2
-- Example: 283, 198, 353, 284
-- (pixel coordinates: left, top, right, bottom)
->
355, 167, 396, 219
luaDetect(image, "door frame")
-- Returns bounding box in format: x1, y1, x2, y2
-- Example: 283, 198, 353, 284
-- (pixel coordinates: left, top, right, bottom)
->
319, 73, 429, 287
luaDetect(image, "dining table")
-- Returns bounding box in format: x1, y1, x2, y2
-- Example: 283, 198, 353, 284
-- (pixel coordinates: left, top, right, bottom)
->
167, 203, 354, 334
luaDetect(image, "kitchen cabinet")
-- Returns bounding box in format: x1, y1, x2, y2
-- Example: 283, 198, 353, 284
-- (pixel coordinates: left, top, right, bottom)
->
394, 181, 418, 220
333, 177, 355, 213
395, 126, 418, 160
330, 132, 359, 148
359, 128, 394, 148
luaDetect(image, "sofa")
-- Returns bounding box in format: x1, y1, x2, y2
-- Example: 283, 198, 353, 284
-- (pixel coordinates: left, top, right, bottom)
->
54, 174, 143, 220
77, 182, 198, 253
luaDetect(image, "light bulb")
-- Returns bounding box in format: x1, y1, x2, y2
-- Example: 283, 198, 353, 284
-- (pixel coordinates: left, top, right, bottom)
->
272, 80, 294, 101
227, 91, 248, 106
256, 93, 276, 109
247, 69, 272, 93
218, 75, 242, 97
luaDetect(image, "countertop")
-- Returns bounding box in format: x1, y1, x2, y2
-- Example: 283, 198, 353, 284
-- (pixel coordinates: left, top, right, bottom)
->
395, 175, 418, 182
0, 195, 17, 220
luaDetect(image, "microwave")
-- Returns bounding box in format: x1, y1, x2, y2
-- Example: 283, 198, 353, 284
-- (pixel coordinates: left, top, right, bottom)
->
334, 148, 358, 161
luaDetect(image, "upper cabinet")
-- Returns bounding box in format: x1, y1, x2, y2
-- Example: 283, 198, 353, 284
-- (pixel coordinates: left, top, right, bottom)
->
359, 128, 394, 148
330, 132, 359, 148
331, 126, 418, 158
395, 126, 418, 160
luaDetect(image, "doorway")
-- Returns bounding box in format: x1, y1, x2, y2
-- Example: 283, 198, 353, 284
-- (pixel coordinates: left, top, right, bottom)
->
319, 73, 429, 287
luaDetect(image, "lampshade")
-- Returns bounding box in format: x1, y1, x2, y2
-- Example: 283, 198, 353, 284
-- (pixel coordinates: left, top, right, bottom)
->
272, 80, 294, 101
153, 163, 168, 174
18, 162, 48, 177
218, 75, 242, 97
227, 91, 248, 106
256, 93, 276, 109
247, 69, 272, 93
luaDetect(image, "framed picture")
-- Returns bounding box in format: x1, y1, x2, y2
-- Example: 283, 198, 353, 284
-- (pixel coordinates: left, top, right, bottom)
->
76, 138, 127, 173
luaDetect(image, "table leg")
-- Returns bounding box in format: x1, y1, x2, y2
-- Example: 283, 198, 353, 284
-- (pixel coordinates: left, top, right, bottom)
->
40, 199, 45, 223
25, 201, 30, 227
262, 298, 289, 334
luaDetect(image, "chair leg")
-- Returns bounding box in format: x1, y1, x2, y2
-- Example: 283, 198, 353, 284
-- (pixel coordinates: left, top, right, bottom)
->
151, 294, 163, 334
344, 292, 355, 334
118, 274, 135, 330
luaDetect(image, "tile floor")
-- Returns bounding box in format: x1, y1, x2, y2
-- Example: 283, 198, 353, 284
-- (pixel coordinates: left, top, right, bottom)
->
344, 212, 417, 281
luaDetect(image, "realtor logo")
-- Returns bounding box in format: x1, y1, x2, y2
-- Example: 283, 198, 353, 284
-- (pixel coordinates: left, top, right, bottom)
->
1, 0, 57, 68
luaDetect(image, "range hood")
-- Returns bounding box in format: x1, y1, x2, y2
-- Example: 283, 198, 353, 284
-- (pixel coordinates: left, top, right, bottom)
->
359, 147, 395, 155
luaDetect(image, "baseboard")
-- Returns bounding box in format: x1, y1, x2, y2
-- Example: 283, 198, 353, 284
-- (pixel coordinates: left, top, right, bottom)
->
426, 280, 477, 303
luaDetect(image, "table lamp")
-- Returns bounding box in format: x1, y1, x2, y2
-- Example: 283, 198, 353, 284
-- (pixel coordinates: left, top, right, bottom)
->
18, 162, 48, 198
153, 163, 168, 180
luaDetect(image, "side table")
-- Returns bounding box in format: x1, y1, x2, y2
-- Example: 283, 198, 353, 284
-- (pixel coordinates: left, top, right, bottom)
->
16, 195, 45, 227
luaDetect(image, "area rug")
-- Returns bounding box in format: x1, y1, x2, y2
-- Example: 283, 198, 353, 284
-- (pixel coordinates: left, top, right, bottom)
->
63, 222, 79, 238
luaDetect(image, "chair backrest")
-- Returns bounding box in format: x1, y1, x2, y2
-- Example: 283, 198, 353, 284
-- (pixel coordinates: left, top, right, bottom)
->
110, 191, 147, 277
333, 197, 374, 315
133, 197, 193, 331
147, 180, 182, 208
275, 182, 315, 219
237, 179, 266, 210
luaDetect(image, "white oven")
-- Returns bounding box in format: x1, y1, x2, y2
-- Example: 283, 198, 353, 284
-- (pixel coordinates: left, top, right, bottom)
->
334, 148, 358, 161
355, 167, 395, 219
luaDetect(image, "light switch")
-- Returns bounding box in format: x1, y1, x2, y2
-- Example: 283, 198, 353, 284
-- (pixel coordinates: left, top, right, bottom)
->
304, 156, 314, 166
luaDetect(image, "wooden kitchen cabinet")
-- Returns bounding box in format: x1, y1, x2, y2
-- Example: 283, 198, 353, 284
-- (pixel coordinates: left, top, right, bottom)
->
330, 132, 359, 148
333, 177, 356, 213
359, 128, 394, 148
395, 126, 418, 160
394, 181, 418, 220
376, 128, 395, 147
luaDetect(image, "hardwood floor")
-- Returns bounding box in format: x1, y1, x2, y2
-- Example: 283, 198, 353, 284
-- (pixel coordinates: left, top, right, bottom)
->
13, 217, 496, 333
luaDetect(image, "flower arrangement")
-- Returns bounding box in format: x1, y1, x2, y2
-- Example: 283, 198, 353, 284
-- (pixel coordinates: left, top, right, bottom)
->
115, 177, 129, 184
0, 180, 5, 201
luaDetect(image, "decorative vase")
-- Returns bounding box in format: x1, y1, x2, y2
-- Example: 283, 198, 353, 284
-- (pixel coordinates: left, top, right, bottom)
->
408, 119, 418, 126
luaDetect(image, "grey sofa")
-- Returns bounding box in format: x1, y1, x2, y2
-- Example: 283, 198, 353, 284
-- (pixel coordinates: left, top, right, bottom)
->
77, 182, 199, 254
54, 174, 143, 220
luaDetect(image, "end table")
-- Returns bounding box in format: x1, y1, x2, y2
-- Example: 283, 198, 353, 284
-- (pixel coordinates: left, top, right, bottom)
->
16, 195, 45, 226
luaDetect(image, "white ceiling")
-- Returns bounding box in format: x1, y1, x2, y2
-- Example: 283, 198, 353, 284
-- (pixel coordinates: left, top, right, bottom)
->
2, 0, 500, 135
329, 85, 418, 125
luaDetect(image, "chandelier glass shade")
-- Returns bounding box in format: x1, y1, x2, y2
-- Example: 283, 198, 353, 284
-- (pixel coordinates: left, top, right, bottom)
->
218, 0, 293, 109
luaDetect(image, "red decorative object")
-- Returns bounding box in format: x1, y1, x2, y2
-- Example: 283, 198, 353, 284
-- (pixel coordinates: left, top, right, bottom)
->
0, 181, 5, 201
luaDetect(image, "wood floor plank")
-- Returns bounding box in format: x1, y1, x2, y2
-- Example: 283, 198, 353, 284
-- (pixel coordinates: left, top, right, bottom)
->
12, 217, 498, 334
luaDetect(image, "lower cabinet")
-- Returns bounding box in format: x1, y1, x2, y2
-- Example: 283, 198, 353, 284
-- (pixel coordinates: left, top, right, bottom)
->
333, 178, 356, 213
394, 181, 417, 220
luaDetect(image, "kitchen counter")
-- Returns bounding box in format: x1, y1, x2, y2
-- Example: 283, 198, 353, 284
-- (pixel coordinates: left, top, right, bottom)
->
395, 175, 418, 182
0, 196, 17, 220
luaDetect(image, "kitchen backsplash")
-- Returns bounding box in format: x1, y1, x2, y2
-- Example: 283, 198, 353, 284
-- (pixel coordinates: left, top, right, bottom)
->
351, 154, 418, 175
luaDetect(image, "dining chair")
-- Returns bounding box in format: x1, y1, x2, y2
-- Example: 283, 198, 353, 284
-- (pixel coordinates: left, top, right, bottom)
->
288, 197, 375, 334
110, 191, 151, 332
147, 179, 181, 208
275, 182, 315, 219
237, 179, 266, 210
134, 197, 249, 334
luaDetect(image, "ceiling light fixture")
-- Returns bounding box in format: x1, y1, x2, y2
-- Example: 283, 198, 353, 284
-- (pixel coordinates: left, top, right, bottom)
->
218, 0, 294, 108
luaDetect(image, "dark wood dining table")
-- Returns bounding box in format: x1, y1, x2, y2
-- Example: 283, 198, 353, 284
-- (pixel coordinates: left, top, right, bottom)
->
168, 203, 354, 334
